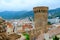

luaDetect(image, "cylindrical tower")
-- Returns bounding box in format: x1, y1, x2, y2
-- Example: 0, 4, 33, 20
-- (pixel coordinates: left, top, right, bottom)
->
33, 6, 48, 37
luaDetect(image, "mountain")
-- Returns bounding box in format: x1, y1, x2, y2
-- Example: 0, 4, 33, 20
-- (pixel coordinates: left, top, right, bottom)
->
0, 11, 34, 19
0, 11, 27, 19
0, 8, 60, 19
22, 11, 34, 18
48, 8, 60, 19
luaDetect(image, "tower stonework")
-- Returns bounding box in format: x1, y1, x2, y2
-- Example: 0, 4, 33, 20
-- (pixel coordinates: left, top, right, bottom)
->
33, 6, 48, 37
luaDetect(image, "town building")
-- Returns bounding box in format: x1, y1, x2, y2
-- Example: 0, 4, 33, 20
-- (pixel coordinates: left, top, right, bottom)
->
6, 22, 14, 35
48, 17, 60, 24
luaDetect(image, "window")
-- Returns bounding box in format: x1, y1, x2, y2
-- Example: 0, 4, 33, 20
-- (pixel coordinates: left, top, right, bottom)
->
34, 10, 47, 13
39, 10, 40, 12
40, 10, 47, 13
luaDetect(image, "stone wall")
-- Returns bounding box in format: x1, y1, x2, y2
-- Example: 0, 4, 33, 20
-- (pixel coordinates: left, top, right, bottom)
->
33, 6, 48, 38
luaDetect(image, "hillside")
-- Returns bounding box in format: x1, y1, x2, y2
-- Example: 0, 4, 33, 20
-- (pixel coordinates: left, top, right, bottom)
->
48, 8, 60, 19
0, 8, 60, 19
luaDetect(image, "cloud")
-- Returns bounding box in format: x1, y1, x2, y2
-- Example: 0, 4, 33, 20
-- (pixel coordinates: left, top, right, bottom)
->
0, 0, 60, 11
0, 0, 39, 11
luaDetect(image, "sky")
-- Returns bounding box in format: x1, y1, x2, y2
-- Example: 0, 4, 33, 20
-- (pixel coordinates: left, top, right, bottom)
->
0, 0, 60, 11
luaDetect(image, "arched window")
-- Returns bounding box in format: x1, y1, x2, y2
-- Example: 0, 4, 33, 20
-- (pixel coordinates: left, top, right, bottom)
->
39, 10, 40, 12
40, 10, 47, 13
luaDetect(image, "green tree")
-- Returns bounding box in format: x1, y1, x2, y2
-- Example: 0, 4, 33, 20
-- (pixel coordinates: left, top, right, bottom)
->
53, 35, 59, 40
48, 22, 52, 25
22, 33, 30, 40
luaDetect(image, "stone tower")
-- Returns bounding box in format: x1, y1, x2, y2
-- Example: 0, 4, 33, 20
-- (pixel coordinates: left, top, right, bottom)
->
33, 6, 48, 37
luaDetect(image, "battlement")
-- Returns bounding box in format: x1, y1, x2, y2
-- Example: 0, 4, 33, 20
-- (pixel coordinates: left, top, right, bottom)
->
33, 6, 48, 13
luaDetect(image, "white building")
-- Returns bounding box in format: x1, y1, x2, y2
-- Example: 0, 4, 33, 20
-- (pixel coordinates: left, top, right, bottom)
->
48, 17, 59, 24
6, 23, 14, 35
